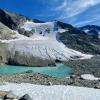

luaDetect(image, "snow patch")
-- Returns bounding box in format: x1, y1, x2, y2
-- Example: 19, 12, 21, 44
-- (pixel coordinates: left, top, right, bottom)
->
83, 29, 89, 33
81, 74, 100, 80
0, 83, 100, 100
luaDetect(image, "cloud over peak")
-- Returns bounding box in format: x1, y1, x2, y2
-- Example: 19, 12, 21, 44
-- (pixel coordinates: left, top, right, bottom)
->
54, 0, 100, 19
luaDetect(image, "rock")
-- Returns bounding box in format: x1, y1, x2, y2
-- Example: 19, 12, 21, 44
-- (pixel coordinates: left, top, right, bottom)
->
25, 70, 33, 73
70, 75, 76, 79
18, 29, 34, 37
7, 51, 56, 67
94, 85, 100, 89
0, 8, 28, 30
23, 31, 33, 37
19, 94, 32, 100
0, 91, 8, 98
94, 82, 100, 89
18, 28, 25, 35
3, 91, 17, 100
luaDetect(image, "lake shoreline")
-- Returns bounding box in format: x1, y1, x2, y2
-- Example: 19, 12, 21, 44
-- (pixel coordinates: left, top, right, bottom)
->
0, 73, 100, 89
1, 55, 100, 77
0, 56, 100, 88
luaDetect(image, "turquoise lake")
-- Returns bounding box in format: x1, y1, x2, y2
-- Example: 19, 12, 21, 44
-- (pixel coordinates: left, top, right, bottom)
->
0, 64, 72, 78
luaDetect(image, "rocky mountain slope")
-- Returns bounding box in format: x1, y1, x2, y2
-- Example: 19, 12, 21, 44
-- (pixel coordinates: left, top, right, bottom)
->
0, 8, 98, 66
79, 25, 100, 38
56, 22, 100, 54
0, 22, 16, 40
0, 8, 29, 30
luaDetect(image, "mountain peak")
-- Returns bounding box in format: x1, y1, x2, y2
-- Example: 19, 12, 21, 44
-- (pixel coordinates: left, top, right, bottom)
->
79, 25, 100, 37
0, 8, 29, 30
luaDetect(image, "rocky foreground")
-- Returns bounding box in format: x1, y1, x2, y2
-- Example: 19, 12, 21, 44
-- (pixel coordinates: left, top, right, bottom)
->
0, 73, 100, 100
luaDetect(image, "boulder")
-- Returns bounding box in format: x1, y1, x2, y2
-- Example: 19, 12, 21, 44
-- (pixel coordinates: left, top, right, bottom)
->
25, 70, 33, 73
0, 91, 8, 99
94, 82, 100, 89
19, 94, 32, 100
3, 91, 17, 100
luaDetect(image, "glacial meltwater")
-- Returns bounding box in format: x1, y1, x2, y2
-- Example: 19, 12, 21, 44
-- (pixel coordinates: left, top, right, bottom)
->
0, 64, 72, 78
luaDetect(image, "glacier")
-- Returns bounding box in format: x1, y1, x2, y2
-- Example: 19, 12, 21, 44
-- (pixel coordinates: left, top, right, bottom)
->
0, 21, 93, 65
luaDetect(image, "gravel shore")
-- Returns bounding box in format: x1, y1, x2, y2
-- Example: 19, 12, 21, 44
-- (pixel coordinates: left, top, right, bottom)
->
0, 73, 100, 89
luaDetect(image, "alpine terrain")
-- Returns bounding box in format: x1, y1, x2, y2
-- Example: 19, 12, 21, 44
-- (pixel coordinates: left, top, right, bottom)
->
0, 7, 100, 100
0, 8, 94, 66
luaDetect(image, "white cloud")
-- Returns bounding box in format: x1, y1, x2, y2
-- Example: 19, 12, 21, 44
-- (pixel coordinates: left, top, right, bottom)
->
54, 0, 100, 19
54, 0, 67, 11
75, 15, 100, 26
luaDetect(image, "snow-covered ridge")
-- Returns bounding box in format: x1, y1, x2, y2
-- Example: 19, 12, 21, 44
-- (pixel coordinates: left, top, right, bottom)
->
21, 21, 67, 40
0, 83, 100, 100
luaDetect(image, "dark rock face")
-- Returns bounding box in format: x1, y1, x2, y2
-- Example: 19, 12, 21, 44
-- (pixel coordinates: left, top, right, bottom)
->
79, 25, 100, 37
56, 21, 73, 29
54, 22, 100, 55
33, 19, 44, 23
58, 25, 100, 54
18, 29, 33, 37
0, 8, 28, 30
65, 55, 100, 77
7, 51, 55, 67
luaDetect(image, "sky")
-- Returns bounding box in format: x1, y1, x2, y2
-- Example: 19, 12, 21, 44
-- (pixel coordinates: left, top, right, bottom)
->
0, 0, 100, 26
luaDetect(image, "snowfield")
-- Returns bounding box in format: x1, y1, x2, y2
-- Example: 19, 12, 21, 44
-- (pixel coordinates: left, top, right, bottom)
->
4, 38, 93, 61
0, 83, 100, 100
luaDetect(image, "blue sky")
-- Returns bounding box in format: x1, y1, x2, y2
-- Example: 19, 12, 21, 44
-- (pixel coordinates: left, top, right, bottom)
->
0, 0, 100, 26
